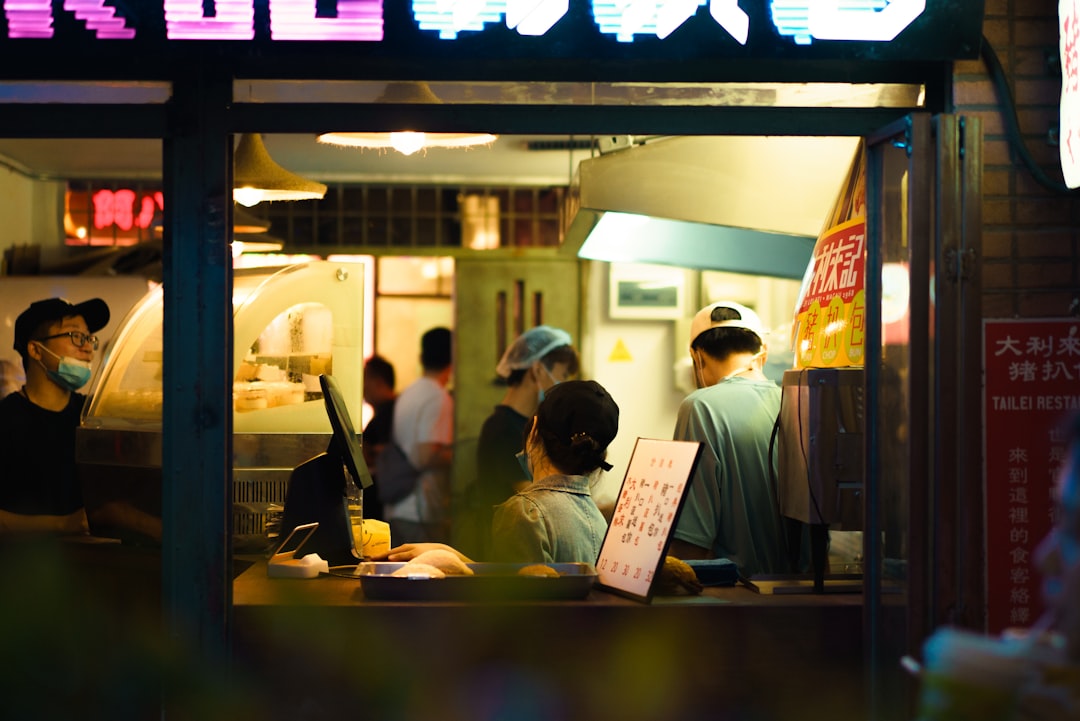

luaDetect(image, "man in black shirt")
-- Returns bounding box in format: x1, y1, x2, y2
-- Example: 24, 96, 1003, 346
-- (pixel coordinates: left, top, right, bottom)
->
0, 297, 109, 534
361, 354, 397, 522
471, 326, 578, 556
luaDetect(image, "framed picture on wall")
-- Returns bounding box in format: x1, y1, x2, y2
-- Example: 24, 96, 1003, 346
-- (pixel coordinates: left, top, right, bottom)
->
607, 263, 688, 320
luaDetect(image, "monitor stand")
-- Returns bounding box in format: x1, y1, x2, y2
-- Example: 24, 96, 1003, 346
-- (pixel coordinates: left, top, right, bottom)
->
279, 452, 359, 568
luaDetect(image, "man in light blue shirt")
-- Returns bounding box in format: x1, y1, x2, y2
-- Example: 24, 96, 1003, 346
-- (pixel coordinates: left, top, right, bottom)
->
669, 301, 790, 578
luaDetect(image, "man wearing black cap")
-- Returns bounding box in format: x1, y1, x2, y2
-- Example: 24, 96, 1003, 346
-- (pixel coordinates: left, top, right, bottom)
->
0, 297, 109, 533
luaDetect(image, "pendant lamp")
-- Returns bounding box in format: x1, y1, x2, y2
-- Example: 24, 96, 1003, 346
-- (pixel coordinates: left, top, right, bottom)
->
152, 204, 272, 236
233, 133, 328, 207
316, 82, 498, 156
233, 205, 272, 234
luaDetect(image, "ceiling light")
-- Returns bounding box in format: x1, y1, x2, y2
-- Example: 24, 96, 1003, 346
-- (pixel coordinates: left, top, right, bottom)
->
319, 130, 498, 156
316, 81, 498, 156
232, 205, 272, 234
233, 133, 327, 207
231, 235, 285, 257
153, 203, 271, 236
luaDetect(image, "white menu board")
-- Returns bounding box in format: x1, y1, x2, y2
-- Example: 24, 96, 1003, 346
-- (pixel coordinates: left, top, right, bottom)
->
595, 438, 702, 602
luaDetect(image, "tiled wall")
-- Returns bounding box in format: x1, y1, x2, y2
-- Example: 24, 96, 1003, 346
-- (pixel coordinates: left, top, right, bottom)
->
956, 0, 1080, 318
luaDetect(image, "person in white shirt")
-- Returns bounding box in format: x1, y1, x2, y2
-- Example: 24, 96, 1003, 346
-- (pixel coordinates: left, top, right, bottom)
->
383, 327, 454, 544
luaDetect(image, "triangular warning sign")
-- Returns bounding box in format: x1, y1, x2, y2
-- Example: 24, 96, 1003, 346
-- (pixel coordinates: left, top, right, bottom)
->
609, 339, 633, 362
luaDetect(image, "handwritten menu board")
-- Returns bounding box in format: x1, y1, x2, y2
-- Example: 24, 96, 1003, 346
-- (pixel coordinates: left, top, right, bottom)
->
595, 438, 702, 602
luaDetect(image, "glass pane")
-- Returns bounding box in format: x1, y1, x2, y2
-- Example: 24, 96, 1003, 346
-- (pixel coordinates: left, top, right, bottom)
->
377, 256, 455, 296
374, 296, 453, 392
867, 129, 916, 721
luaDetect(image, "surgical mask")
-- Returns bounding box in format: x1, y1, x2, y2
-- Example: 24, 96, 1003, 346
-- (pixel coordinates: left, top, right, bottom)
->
35, 343, 93, 391
537, 364, 559, 404
515, 450, 533, 482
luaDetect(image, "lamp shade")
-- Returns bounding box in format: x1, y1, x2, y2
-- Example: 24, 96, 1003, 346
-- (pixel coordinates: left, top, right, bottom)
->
317, 81, 498, 156
233, 133, 327, 207
233, 205, 272, 234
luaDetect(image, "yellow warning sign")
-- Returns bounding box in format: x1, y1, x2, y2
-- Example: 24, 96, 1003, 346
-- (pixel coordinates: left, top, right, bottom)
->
609, 339, 633, 362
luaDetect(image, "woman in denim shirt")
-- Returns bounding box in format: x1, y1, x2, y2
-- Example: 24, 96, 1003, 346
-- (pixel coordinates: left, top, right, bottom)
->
378, 380, 619, 566
489, 380, 619, 564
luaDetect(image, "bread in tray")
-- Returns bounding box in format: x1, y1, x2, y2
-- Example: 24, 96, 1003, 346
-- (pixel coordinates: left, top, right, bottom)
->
402, 549, 474, 576
517, 563, 560, 577
390, 562, 445, 579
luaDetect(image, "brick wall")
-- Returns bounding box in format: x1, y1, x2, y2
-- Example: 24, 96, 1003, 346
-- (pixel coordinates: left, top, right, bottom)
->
955, 0, 1080, 318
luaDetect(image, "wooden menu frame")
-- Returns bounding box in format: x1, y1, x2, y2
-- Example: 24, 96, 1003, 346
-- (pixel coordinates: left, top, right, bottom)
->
595, 438, 702, 603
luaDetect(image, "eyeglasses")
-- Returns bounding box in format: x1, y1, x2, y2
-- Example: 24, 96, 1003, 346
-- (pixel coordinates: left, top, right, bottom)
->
35, 331, 99, 350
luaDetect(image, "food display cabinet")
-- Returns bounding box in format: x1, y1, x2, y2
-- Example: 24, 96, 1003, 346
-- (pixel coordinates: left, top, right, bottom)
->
76, 260, 365, 549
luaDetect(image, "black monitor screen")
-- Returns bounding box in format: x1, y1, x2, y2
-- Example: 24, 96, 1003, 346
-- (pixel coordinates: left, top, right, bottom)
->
320, 374, 372, 490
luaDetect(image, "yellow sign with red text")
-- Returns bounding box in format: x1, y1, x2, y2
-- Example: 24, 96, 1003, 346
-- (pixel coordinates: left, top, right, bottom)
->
792, 142, 867, 369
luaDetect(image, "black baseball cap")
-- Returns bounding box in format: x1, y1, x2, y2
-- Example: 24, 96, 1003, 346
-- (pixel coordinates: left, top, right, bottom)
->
14, 297, 110, 357
536, 379, 620, 453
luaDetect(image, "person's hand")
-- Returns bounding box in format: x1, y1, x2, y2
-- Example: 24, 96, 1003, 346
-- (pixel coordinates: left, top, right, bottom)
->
371, 542, 473, 564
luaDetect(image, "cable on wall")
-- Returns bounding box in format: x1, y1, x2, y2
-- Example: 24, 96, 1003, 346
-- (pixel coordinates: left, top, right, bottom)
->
980, 35, 1078, 195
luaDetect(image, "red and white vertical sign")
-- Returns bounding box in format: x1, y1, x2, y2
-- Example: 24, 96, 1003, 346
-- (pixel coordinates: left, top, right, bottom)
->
1061, 0, 1080, 188
983, 319, 1080, 633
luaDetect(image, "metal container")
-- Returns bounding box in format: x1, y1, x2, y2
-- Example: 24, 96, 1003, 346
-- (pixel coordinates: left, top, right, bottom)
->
341, 562, 598, 602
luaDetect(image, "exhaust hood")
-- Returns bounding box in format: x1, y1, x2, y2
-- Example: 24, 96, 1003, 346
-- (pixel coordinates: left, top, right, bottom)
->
564, 135, 860, 279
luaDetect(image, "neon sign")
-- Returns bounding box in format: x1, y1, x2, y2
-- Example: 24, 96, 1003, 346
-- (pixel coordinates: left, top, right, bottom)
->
410, 1, 921, 44
1, 1, 929, 46
92, 189, 163, 232
772, 0, 926, 45
1061, 0, 1079, 188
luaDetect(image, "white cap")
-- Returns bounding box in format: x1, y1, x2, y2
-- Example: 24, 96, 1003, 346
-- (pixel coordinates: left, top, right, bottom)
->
496, 326, 573, 378
689, 301, 766, 348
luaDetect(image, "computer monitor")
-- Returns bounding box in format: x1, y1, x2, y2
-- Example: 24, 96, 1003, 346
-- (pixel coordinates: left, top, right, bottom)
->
278, 374, 372, 567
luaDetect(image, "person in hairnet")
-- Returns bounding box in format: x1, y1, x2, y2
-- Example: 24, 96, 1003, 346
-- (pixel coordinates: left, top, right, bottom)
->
470, 326, 579, 556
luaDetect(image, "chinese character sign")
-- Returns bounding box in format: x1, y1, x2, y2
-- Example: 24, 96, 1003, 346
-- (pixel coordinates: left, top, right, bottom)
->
1062, 0, 1080, 188
793, 141, 866, 369
983, 319, 1080, 633
596, 438, 702, 602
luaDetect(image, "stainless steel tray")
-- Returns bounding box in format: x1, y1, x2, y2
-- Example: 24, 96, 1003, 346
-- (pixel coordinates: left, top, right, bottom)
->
331, 562, 597, 601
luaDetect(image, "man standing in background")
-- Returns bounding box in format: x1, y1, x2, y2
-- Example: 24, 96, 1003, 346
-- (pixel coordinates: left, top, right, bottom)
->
361, 354, 397, 522
468, 326, 578, 557
384, 327, 454, 544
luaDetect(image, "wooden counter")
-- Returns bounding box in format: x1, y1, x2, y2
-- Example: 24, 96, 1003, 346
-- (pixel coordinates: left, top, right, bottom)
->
0, 539, 867, 721
232, 561, 868, 721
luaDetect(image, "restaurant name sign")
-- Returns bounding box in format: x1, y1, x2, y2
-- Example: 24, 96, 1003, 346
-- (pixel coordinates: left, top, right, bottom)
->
2, 0, 934, 45
0, 1, 984, 70
1061, 0, 1080, 188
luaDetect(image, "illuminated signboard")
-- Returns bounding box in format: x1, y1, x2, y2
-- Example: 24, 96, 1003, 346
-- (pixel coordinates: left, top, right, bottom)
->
1062, 0, 1079, 188
65, 185, 163, 246
0, 1, 985, 79
3, 0, 932, 44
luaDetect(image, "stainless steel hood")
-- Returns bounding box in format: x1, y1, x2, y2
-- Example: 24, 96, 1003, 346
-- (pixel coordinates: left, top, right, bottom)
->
564, 135, 860, 279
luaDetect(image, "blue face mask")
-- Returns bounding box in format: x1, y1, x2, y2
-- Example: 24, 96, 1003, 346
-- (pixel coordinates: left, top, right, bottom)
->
537, 364, 559, 405
515, 450, 532, 482
36, 343, 93, 392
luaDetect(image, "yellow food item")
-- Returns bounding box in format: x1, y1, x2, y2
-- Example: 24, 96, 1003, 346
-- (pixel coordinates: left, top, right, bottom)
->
408, 549, 474, 576
517, 564, 560, 577
390, 563, 445, 579
654, 556, 703, 595
359, 519, 391, 558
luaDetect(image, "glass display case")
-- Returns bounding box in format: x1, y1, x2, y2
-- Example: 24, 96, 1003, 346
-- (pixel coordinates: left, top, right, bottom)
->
76, 261, 365, 549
